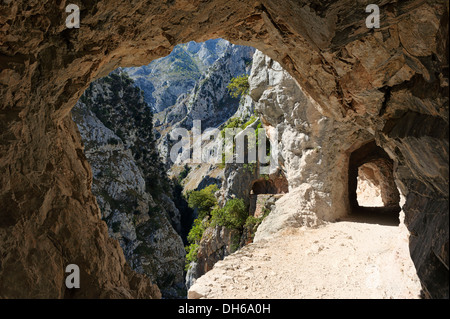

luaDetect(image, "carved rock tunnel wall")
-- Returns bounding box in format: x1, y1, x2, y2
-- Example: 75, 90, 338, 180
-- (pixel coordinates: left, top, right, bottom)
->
357, 159, 400, 208
0, 0, 448, 298
349, 140, 400, 211
250, 174, 289, 196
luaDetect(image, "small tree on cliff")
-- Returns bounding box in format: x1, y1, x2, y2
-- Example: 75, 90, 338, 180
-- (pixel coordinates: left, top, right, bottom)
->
187, 184, 219, 219
185, 184, 219, 270
227, 74, 250, 98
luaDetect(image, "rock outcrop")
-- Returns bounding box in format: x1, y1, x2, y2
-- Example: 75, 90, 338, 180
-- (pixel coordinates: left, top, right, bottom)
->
125, 39, 233, 113
1, 0, 447, 298
181, 96, 258, 288
72, 71, 185, 298
155, 41, 255, 167
186, 225, 240, 289
249, 50, 371, 239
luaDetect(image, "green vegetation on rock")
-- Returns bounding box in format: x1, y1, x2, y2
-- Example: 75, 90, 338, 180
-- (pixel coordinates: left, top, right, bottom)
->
227, 74, 250, 98
211, 198, 247, 230
187, 184, 219, 220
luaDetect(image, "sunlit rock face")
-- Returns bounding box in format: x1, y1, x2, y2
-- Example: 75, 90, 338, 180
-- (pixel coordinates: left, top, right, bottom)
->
72, 71, 186, 298
0, 0, 447, 298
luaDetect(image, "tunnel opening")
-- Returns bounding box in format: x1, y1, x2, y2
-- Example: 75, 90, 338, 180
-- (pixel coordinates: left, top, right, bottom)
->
348, 141, 401, 225
249, 171, 288, 218
250, 175, 288, 195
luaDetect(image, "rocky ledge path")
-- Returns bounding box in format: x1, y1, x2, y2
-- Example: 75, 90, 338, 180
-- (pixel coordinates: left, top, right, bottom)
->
188, 212, 422, 299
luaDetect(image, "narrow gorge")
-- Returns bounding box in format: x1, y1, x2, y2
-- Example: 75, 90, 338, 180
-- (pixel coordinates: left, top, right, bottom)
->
70, 39, 259, 297
0, 0, 448, 299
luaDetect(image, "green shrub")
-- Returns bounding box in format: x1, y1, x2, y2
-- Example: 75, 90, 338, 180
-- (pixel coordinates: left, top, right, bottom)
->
177, 164, 191, 183
244, 214, 269, 235
241, 115, 257, 130
219, 116, 259, 166
187, 218, 206, 244
219, 116, 263, 167
184, 216, 210, 271
184, 184, 218, 270
187, 184, 218, 219
220, 117, 243, 139
211, 198, 247, 230
243, 206, 271, 241
244, 215, 260, 231
185, 243, 199, 270
243, 162, 257, 174
227, 74, 250, 98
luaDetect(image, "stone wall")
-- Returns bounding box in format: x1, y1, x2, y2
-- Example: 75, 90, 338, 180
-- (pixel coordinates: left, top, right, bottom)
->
0, 0, 447, 298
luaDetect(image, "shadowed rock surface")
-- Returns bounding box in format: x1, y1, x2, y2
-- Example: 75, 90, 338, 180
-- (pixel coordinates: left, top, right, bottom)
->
72, 71, 186, 298
0, 0, 448, 298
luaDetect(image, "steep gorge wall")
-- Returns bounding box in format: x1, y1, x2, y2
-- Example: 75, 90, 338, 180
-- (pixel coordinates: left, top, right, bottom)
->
0, 0, 448, 298
251, 51, 371, 225
72, 71, 186, 298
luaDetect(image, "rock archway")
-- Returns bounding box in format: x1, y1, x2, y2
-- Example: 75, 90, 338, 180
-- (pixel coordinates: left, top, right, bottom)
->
250, 174, 289, 196
249, 173, 288, 218
348, 141, 400, 211
356, 159, 400, 209
1, 0, 448, 298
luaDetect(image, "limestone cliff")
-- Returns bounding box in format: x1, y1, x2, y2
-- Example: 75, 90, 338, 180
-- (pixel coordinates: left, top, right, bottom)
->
0, 0, 448, 298
156, 41, 255, 166
248, 50, 369, 240
71, 71, 185, 298
125, 39, 233, 113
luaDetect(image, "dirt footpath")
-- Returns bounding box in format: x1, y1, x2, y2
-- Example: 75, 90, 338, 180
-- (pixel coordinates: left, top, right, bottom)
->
188, 214, 422, 299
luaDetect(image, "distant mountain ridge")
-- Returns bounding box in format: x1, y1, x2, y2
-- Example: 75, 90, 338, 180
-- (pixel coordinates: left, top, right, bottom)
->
125, 39, 234, 113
